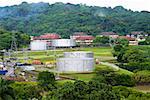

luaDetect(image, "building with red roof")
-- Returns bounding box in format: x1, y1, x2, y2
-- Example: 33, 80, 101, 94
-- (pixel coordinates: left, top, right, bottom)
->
33, 33, 61, 40
70, 32, 94, 45
31, 33, 61, 49
118, 36, 138, 45
119, 36, 136, 41
126, 31, 148, 42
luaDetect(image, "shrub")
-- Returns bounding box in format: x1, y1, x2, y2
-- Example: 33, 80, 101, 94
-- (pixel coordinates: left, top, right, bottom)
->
133, 70, 150, 85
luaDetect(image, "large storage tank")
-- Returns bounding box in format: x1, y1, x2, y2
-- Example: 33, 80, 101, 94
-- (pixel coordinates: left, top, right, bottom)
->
51, 39, 76, 47
56, 51, 94, 72
30, 40, 47, 51
64, 51, 93, 58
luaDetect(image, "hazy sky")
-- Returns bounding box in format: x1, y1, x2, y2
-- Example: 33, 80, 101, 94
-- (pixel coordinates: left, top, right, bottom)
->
0, 0, 150, 11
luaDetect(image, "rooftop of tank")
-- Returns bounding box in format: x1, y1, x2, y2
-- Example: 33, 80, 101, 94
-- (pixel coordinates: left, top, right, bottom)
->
57, 58, 94, 60
64, 51, 93, 53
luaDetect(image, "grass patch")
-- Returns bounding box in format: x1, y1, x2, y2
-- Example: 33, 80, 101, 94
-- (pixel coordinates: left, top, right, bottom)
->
96, 64, 133, 76
60, 73, 95, 82
57, 80, 75, 85
80, 47, 113, 57
116, 68, 134, 76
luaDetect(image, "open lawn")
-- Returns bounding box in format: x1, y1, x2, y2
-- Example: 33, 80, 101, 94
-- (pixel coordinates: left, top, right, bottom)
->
10, 47, 113, 63
80, 47, 113, 57
60, 73, 95, 82
59, 63, 133, 82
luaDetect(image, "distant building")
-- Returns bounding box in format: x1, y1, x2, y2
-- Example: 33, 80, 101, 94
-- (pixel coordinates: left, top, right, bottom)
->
118, 36, 138, 45
30, 40, 47, 50
32, 33, 61, 48
51, 39, 76, 48
70, 32, 94, 45
33, 33, 61, 40
98, 32, 119, 39
126, 31, 148, 42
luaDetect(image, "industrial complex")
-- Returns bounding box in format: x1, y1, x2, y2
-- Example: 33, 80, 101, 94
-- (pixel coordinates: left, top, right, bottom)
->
0, 31, 149, 81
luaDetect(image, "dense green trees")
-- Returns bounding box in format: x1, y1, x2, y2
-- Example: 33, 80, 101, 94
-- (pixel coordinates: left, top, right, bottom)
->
139, 37, 150, 45
0, 78, 14, 100
10, 82, 43, 100
113, 86, 150, 100
37, 71, 56, 90
113, 46, 150, 71
121, 62, 150, 71
133, 70, 150, 85
121, 49, 146, 63
0, 2, 150, 37
0, 30, 30, 50
113, 45, 150, 64
93, 67, 135, 86
93, 36, 109, 45
43, 80, 120, 100
115, 38, 129, 47
1, 70, 149, 100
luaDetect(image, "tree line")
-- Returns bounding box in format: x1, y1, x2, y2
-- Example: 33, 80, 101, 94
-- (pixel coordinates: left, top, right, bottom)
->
0, 2, 150, 38
0, 29, 30, 50
1, 71, 150, 100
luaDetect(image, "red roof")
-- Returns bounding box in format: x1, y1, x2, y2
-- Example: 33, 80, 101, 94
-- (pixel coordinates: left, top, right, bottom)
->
119, 36, 136, 41
34, 33, 60, 40
75, 35, 94, 40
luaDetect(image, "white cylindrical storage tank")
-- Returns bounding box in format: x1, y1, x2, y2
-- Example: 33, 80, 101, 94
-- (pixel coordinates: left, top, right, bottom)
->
56, 58, 94, 72
51, 39, 76, 47
64, 51, 93, 58
30, 40, 47, 51
56, 51, 94, 73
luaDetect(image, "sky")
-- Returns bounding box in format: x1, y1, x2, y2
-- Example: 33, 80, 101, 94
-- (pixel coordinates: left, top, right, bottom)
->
0, 0, 150, 11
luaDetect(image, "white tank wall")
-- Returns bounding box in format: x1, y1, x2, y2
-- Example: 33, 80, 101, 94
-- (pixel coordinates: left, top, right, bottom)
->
56, 51, 94, 73
64, 52, 93, 58
51, 39, 76, 47
30, 40, 47, 51
56, 58, 94, 72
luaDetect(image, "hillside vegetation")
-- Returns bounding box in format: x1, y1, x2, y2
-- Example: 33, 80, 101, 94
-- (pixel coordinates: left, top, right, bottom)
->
0, 2, 150, 38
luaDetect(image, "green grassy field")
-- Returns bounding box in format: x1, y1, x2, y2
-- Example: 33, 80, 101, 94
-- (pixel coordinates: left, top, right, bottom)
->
59, 63, 133, 82
60, 73, 95, 82
80, 47, 113, 57
13, 47, 113, 63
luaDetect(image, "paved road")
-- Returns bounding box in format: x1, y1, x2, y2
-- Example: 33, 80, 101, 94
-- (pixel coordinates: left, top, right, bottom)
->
100, 62, 119, 70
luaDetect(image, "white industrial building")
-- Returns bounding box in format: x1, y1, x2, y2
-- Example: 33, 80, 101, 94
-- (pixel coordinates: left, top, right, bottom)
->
56, 51, 94, 73
51, 39, 76, 47
30, 40, 47, 51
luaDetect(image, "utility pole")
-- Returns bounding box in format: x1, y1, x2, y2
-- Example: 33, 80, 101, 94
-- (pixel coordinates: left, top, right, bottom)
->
7, 32, 18, 77
10, 32, 18, 62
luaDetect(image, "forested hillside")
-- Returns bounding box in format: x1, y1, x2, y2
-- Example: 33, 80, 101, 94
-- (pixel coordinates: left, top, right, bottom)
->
0, 2, 150, 38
